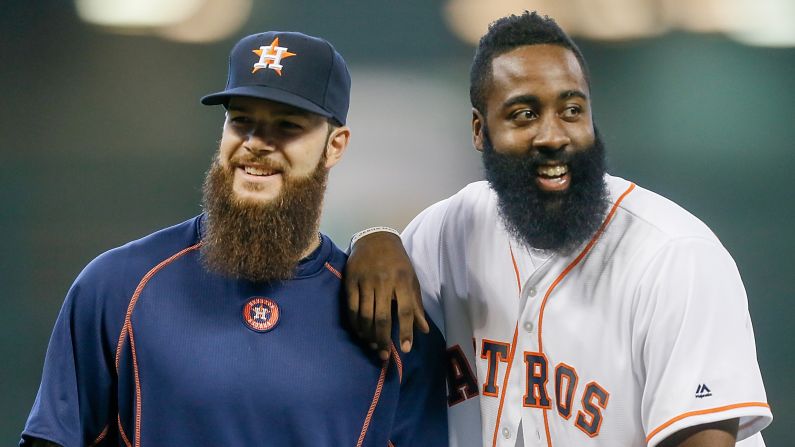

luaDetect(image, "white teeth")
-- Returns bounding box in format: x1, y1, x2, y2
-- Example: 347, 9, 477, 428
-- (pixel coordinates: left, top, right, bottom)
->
537, 165, 568, 177
244, 166, 276, 176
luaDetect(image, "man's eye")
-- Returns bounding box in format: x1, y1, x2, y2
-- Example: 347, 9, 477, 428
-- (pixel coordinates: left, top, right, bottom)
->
230, 116, 252, 125
279, 121, 303, 131
512, 109, 537, 121
561, 106, 581, 119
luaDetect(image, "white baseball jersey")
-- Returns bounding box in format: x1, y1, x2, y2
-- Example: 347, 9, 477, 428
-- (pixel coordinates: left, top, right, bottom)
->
402, 175, 771, 447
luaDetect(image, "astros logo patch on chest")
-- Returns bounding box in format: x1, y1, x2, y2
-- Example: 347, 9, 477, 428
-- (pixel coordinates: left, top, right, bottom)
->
243, 297, 280, 332
252, 37, 296, 75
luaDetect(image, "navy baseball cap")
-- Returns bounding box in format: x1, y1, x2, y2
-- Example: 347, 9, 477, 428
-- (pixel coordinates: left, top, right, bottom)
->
201, 31, 351, 125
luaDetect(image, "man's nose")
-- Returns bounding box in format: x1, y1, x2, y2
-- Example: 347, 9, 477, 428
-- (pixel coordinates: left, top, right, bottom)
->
532, 114, 570, 151
244, 125, 277, 154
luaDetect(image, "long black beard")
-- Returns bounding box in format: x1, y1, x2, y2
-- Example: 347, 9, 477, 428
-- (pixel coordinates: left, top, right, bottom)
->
200, 155, 328, 283
482, 126, 609, 254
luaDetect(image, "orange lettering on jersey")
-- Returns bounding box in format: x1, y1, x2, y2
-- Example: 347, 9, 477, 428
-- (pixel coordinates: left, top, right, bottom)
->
554, 362, 579, 420
575, 381, 610, 437
481, 339, 511, 397
446, 344, 479, 406
518, 355, 609, 437
523, 352, 552, 409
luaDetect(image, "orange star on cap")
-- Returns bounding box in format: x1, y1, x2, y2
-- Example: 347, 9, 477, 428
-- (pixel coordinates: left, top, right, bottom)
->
251, 37, 297, 76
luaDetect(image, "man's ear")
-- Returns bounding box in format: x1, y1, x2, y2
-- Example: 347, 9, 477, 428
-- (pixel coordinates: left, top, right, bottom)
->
472, 108, 485, 152
324, 125, 351, 169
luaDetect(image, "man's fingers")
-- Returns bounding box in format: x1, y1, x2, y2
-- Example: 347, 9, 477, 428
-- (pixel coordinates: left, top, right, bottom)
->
410, 277, 429, 334
345, 279, 361, 333
395, 283, 416, 352
373, 284, 393, 356
414, 305, 430, 334
357, 285, 375, 342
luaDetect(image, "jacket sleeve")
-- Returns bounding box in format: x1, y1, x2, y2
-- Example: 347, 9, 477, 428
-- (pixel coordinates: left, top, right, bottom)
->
21, 254, 125, 447
387, 316, 449, 446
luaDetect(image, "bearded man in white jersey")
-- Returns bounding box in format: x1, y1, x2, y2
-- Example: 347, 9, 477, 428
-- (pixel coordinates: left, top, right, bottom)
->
344, 11, 772, 447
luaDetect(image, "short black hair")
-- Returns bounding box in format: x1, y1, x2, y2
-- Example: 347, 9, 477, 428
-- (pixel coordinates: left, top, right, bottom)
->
469, 11, 590, 114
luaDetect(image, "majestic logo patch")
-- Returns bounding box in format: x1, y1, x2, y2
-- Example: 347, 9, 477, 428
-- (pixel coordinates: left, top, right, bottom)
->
243, 297, 280, 332
695, 383, 712, 399
252, 37, 296, 76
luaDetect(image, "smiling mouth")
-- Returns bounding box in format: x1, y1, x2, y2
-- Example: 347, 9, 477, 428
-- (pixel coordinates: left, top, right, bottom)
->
535, 164, 571, 191
243, 166, 280, 177
537, 164, 568, 178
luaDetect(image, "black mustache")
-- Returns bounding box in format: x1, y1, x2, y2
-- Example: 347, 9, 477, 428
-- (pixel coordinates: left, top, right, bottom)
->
522, 150, 572, 166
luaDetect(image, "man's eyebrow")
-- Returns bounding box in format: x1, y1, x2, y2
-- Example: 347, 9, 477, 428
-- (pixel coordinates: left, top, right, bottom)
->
502, 94, 540, 109
278, 108, 313, 118
501, 91, 589, 110
226, 105, 249, 113
560, 90, 588, 101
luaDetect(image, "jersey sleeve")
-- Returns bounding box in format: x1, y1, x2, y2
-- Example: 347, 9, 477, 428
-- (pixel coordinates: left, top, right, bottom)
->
21, 257, 123, 447
401, 198, 451, 332
633, 238, 772, 446
387, 318, 449, 446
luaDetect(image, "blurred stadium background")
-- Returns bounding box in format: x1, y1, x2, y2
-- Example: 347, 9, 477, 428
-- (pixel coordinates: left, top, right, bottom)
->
1, 0, 793, 444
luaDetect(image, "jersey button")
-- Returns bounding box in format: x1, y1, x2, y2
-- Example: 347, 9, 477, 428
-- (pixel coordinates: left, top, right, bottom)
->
502, 427, 511, 439
528, 287, 537, 297
523, 321, 534, 333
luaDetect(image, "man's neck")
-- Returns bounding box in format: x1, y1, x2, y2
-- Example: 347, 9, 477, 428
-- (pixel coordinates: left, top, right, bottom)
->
300, 230, 322, 259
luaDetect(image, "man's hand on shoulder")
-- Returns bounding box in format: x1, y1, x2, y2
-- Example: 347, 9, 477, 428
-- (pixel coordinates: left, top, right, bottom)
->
345, 230, 429, 361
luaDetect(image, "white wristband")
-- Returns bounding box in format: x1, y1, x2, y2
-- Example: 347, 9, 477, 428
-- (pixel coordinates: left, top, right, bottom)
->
349, 226, 401, 250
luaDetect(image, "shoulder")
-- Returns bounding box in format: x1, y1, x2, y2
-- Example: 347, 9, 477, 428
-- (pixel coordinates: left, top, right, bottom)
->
414, 181, 495, 219
447, 180, 497, 213
402, 182, 496, 273
606, 175, 720, 244
71, 215, 203, 304
410, 181, 496, 235
584, 176, 739, 294
81, 216, 201, 277
49, 216, 203, 351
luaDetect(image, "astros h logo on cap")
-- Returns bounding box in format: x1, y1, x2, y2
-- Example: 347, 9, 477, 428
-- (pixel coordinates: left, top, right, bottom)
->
200, 30, 351, 126
252, 37, 296, 76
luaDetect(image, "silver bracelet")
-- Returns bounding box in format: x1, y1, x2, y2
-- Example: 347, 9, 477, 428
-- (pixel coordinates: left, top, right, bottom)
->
349, 226, 401, 251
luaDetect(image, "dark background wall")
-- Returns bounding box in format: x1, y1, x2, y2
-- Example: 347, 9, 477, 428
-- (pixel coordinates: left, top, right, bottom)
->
2, 0, 792, 444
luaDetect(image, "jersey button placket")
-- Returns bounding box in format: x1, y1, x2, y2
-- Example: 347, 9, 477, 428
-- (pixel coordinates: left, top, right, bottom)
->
497, 334, 524, 447
519, 280, 542, 338
518, 272, 548, 447
514, 255, 550, 447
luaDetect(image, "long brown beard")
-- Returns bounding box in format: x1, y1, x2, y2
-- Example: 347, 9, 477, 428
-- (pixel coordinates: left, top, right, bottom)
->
200, 155, 328, 283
